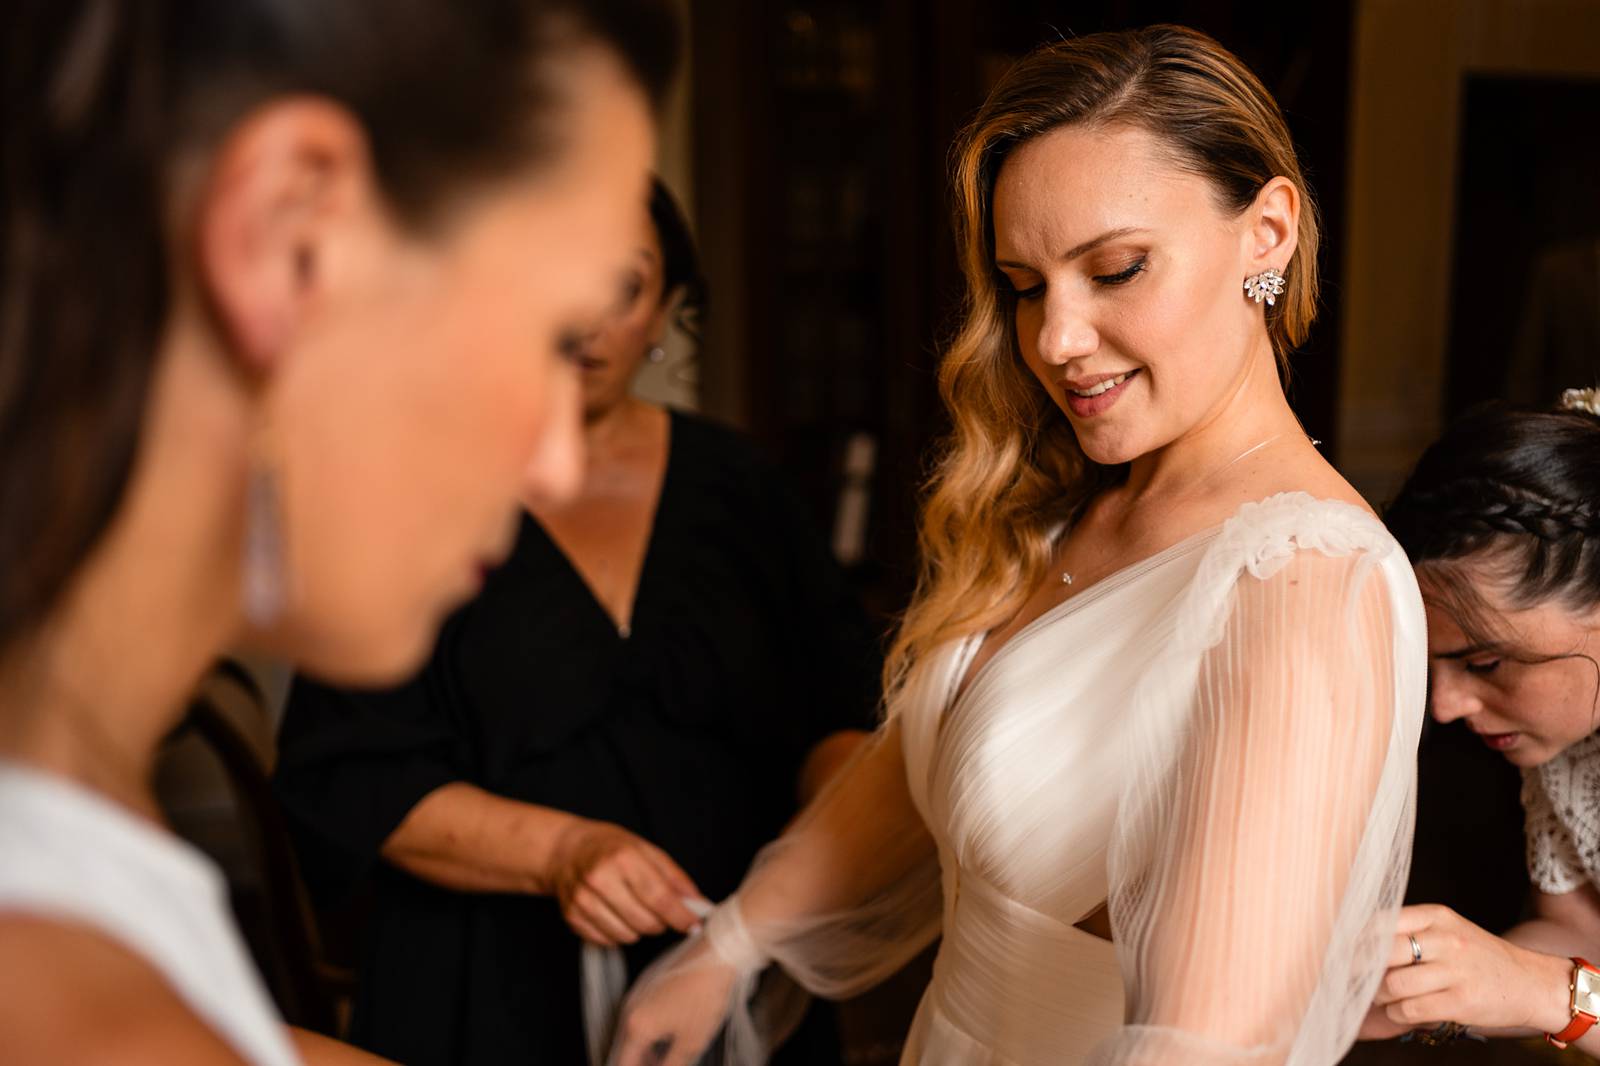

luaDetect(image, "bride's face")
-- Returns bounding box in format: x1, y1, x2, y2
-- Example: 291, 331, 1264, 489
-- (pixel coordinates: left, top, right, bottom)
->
1422, 566, 1600, 769
992, 124, 1270, 467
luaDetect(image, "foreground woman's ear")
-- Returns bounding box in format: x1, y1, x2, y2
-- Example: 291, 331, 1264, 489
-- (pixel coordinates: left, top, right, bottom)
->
196, 99, 374, 373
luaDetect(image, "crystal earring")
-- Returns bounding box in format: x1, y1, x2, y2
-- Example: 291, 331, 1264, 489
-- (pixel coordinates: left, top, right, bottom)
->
242, 455, 289, 627
1243, 267, 1286, 306
647, 344, 667, 364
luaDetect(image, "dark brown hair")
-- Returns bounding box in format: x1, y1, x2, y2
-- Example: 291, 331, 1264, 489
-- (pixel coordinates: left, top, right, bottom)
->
647, 176, 706, 341
0, 0, 678, 652
1385, 399, 1600, 651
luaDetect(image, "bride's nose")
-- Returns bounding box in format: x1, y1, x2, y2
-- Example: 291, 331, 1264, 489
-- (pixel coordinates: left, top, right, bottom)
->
1034, 297, 1099, 365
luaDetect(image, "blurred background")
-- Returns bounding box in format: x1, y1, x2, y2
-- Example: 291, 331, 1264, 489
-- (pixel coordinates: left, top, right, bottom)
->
182, 1, 1599, 1062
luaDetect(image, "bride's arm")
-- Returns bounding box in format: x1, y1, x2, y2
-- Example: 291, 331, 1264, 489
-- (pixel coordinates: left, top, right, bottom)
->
736, 717, 935, 935
610, 717, 941, 1066
1089, 550, 1412, 1065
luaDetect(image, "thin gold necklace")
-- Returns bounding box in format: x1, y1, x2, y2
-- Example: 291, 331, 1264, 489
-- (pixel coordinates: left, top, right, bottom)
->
1059, 432, 1318, 586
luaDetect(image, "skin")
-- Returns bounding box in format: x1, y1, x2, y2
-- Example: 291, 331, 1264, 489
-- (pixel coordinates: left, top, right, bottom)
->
614, 121, 1367, 1066
1362, 564, 1600, 1051
0, 47, 655, 1064
382, 205, 868, 948
968, 122, 1360, 699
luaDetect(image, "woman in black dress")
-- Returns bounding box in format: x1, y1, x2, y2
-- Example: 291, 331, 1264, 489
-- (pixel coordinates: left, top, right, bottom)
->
273, 180, 878, 1065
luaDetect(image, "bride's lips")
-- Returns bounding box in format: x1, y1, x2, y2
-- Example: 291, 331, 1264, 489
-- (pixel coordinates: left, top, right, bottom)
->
1063, 369, 1140, 419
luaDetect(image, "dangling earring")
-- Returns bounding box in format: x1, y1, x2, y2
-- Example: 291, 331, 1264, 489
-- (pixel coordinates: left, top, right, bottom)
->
647, 344, 667, 364
242, 437, 290, 628
1243, 267, 1286, 306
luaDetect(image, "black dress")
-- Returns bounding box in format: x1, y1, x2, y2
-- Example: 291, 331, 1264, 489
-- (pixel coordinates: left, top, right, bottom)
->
273, 411, 881, 1065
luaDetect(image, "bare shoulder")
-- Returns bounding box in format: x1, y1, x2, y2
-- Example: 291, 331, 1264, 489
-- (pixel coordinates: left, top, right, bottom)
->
1227, 439, 1372, 517
0, 913, 248, 1065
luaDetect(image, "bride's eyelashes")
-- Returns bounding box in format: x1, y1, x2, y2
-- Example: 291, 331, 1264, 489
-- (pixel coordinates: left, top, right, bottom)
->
1092, 258, 1146, 286
998, 257, 1149, 301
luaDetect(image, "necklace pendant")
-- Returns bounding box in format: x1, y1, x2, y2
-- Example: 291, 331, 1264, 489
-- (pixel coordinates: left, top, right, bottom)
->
1061, 572, 1073, 585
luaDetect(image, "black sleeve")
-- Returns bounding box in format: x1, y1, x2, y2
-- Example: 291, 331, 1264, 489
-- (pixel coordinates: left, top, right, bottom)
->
272, 656, 469, 906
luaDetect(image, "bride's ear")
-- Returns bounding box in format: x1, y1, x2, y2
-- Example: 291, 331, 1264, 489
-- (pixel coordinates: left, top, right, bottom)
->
195, 99, 374, 375
1244, 176, 1299, 274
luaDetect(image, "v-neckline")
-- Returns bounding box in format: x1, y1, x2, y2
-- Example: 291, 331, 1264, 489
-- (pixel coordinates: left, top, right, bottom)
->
947, 524, 1221, 715
541, 411, 676, 641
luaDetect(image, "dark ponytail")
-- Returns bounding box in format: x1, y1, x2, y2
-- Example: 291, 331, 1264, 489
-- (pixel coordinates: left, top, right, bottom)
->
0, 0, 678, 653
647, 176, 707, 342
1384, 396, 1600, 643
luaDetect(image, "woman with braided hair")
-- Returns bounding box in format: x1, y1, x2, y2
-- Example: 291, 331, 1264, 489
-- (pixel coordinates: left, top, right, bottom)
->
1364, 388, 1600, 1052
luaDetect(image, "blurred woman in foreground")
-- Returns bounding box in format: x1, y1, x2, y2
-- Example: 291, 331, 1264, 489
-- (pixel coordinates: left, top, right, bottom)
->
274, 178, 873, 1065
0, 1, 675, 1063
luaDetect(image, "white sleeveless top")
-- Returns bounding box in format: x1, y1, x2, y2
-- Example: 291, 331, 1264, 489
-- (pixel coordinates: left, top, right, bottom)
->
0, 760, 301, 1065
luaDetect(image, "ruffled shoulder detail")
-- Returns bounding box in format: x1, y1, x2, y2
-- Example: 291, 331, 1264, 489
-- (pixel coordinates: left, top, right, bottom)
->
1178, 492, 1398, 656
1206, 491, 1393, 581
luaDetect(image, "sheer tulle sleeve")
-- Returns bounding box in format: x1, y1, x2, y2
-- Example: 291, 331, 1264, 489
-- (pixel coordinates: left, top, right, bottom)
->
1089, 538, 1425, 1065
606, 717, 942, 1065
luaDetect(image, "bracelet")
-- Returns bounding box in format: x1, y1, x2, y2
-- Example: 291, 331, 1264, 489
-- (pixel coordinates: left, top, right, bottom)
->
1400, 1022, 1484, 1047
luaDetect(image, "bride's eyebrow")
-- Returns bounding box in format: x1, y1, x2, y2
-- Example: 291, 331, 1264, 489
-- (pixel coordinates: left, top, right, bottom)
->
994, 226, 1149, 270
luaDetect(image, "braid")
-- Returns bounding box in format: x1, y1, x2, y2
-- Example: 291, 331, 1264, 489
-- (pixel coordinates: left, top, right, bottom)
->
1385, 400, 1600, 613
1441, 483, 1600, 541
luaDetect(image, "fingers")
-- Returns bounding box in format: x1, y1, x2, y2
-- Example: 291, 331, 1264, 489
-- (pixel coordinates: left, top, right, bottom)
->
571, 846, 690, 943
1375, 958, 1451, 1007
638, 844, 709, 931
592, 866, 671, 937
614, 1018, 679, 1066
1358, 1002, 1413, 1041
566, 908, 616, 948
1394, 903, 1455, 935
1387, 930, 1431, 970
1385, 990, 1458, 1029
569, 885, 643, 945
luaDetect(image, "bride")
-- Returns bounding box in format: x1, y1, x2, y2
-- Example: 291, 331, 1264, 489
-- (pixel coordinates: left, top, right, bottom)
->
610, 25, 1427, 1066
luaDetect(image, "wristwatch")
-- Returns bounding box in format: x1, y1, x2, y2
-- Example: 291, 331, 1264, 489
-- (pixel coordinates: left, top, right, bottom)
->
1548, 957, 1600, 1049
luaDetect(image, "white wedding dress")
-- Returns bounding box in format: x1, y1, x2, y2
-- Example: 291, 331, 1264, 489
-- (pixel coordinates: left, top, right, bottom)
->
614, 493, 1428, 1066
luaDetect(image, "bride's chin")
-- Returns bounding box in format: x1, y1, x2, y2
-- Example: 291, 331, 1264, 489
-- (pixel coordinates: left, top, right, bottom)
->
1071, 430, 1145, 468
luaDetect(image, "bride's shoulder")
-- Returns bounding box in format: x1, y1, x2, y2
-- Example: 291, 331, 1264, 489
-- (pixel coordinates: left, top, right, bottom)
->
1200, 449, 1390, 576
1203, 491, 1394, 583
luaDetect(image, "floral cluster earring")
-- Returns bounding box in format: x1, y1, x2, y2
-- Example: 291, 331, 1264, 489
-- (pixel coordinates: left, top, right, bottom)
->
1243, 267, 1286, 306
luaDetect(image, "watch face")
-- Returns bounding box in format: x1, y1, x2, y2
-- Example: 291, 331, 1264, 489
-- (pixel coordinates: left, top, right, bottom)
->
1576, 966, 1600, 1017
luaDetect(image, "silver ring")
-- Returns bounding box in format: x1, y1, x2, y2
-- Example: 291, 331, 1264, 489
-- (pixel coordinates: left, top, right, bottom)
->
1408, 933, 1423, 965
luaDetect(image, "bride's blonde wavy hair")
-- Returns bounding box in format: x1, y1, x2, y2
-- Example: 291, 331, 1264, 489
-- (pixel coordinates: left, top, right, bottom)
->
884, 25, 1322, 708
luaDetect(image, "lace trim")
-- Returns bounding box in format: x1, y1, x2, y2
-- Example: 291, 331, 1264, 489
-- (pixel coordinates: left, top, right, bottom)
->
1179, 492, 1395, 654
1523, 731, 1600, 895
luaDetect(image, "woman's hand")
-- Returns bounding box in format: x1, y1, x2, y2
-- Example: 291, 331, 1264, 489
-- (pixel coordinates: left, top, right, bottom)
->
1361, 904, 1575, 1039
610, 942, 739, 1066
547, 817, 707, 946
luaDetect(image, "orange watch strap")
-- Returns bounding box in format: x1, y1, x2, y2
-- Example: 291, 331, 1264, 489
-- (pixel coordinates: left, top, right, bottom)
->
1548, 957, 1600, 1049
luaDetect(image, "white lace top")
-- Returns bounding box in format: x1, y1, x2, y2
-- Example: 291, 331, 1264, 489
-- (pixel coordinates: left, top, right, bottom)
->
1523, 731, 1600, 895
